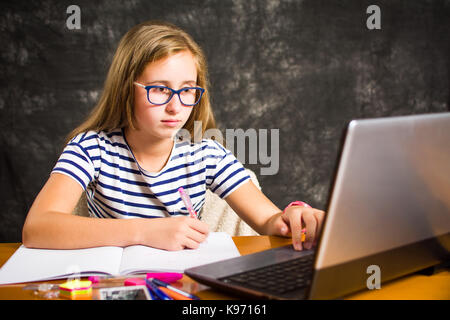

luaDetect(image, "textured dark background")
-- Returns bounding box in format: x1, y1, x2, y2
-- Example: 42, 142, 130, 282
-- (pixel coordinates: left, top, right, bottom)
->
1, 0, 449, 242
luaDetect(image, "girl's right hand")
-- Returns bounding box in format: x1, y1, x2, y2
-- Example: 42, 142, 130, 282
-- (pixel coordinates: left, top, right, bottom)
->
137, 216, 210, 251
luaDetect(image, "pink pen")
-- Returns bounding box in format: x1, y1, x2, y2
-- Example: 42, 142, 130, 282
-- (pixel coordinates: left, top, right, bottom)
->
178, 187, 198, 219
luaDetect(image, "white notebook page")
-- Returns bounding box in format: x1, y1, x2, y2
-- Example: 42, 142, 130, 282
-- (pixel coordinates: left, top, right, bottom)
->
0, 245, 123, 285
0, 233, 241, 284
119, 232, 241, 274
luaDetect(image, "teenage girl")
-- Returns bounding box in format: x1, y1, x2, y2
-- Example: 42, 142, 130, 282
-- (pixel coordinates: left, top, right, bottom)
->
22, 21, 325, 251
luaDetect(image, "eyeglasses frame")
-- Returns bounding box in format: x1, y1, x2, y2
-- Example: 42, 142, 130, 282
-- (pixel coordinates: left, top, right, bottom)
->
134, 82, 205, 107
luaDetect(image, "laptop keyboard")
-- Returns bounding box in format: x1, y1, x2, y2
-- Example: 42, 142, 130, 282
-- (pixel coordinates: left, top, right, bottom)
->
220, 253, 314, 295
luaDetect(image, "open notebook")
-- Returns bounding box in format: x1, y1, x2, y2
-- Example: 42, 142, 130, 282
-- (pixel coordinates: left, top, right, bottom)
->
0, 232, 240, 285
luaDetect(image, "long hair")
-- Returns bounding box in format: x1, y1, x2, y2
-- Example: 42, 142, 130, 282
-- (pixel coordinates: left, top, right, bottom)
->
66, 20, 216, 143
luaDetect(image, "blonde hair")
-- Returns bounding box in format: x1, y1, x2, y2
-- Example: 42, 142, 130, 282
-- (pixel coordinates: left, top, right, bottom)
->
66, 20, 216, 143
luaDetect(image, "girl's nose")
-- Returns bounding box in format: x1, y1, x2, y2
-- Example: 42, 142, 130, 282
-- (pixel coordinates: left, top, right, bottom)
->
165, 94, 183, 114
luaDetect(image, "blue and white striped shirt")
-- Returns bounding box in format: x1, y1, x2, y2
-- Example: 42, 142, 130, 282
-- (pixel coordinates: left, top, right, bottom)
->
52, 129, 250, 219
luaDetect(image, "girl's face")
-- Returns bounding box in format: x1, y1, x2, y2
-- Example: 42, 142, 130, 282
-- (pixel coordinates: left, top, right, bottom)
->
133, 50, 198, 141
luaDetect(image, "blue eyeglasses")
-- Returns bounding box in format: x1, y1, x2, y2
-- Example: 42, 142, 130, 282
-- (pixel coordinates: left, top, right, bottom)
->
134, 82, 205, 107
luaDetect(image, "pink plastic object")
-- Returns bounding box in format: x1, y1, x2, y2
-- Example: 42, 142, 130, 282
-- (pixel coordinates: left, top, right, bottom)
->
88, 276, 100, 284
146, 273, 183, 283
124, 278, 146, 286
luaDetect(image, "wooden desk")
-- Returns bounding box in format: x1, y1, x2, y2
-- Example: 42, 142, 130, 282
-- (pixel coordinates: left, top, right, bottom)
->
0, 237, 449, 300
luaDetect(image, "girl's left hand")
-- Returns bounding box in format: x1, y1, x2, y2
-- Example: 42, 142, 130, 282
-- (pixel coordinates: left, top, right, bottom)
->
269, 206, 326, 251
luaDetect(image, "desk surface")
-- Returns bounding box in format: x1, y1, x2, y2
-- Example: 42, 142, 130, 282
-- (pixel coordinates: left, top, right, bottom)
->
0, 237, 449, 300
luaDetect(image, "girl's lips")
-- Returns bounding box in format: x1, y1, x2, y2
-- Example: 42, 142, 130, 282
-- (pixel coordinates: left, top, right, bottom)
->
161, 120, 181, 127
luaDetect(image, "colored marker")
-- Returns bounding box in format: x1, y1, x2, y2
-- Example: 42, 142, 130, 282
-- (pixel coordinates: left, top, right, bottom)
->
145, 278, 172, 300
178, 187, 198, 218
151, 278, 200, 300
158, 286, 192, 300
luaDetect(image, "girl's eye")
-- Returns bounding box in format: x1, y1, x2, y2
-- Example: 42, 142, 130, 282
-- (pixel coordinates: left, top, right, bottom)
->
181, 88, 195, 94
150, 87, 170, 94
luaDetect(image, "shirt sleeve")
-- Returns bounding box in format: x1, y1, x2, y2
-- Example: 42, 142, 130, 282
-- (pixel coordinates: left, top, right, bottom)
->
206, 140, 251, 199
51, 134, 97, 190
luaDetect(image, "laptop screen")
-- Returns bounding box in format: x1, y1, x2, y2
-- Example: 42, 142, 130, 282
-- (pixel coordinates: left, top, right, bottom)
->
310, 113, 450, 299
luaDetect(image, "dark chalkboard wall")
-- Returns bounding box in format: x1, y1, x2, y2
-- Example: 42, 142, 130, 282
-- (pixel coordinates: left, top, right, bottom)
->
1, 0, 449, 242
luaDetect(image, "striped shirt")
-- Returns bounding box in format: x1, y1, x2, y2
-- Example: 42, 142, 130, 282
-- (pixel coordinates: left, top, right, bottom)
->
52, 129, 251, 219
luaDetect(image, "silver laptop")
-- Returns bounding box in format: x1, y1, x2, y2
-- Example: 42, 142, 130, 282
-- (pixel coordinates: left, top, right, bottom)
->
185, 112, 450, 299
